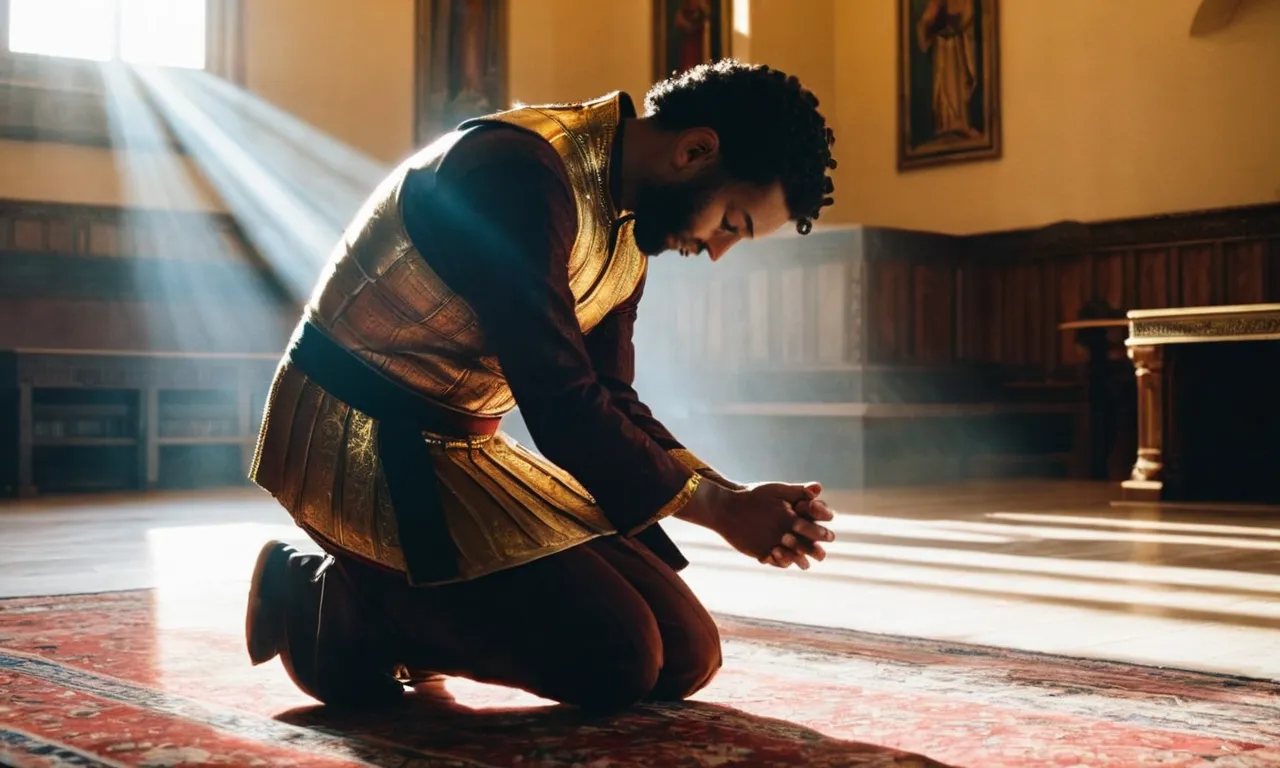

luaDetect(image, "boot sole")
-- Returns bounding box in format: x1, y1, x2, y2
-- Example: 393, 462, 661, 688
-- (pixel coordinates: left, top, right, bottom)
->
245, 539, 291, 666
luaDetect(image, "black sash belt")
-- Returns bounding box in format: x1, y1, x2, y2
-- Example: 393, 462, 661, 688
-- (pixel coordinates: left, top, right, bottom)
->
287, 320, 500, 585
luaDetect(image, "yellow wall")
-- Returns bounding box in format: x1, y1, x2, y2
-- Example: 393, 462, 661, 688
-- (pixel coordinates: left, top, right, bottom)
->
737, 0, 842, 223
505, 1, 838, 118
503, 0, 1278, 233
6, 0, 1271, 235
505, 0, 846, 225
835, 0, 1280, 234
242, 0, 415, 164
508, 0, 653, 106
0, 139, 224, 210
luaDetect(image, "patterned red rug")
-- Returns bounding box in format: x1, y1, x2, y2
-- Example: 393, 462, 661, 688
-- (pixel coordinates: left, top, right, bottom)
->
1, 590, 1277, 767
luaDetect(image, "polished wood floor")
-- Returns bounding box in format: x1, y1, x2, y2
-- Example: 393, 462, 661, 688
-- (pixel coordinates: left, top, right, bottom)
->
2, 480, 1278, 680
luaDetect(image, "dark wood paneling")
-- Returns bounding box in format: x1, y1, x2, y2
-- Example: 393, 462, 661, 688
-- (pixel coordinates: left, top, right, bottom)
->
658, 204, 1280, 382
1055, 256, 1087, 367
1270, 239, 1280, 302
971, 204, 1280, 260
912, 263, 954, 364
0, 298, 293, 353
1093, 252, 1125, 311
978, 261, 1002, 363
0, 199, 295, 354
642, 204, 1280, 487
0, 253, 284, 302
961, 203, 1280, 377
1224, 240, 1267, 305
1135, 248, 1171, 309
1178, 244, 1216, 306
868, 259, 912, 363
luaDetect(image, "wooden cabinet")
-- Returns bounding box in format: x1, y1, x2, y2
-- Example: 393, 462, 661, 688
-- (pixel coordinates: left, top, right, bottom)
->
0, 348, 277, 497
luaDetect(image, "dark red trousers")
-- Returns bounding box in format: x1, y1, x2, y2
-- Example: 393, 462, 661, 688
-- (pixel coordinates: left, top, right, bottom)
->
313, 535, 722, 712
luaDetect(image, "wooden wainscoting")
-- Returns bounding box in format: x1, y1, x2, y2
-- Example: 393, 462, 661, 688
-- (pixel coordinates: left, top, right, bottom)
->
0, 198, 296, 352
644, 227, 988, 403
959, 204, 1280, 378
0, 197, 293, 496
642, 203, 1280, 488
642, 226, 1077, 488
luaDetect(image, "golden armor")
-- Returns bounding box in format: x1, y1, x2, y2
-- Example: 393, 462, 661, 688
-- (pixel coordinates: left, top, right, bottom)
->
250, 93, 699, 583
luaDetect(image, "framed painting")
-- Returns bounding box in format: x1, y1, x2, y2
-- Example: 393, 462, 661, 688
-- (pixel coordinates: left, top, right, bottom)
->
652, 0, 732, 81
414, 0, 508, 146
897, 0, 1001, 171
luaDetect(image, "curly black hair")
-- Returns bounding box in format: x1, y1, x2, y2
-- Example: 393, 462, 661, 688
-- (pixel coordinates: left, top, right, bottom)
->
643, 59, 837, 235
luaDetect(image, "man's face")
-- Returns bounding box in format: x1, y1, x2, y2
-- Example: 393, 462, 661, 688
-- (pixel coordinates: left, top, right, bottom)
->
631, 172, 790, 260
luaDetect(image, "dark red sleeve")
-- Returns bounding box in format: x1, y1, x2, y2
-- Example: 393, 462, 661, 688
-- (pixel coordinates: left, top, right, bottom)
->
582, 274, 684, 451
400, 126, 695, 535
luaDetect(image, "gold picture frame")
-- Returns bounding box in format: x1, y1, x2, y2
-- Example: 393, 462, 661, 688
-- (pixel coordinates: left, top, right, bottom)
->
652, 0, 733, 82
897, 0, 1001, 171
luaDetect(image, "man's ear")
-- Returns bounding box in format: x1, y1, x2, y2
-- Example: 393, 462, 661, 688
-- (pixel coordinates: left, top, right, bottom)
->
672, 127, 720, 172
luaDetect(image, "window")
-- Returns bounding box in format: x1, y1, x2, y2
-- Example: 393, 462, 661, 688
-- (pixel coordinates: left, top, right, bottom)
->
8, 0, 206, 69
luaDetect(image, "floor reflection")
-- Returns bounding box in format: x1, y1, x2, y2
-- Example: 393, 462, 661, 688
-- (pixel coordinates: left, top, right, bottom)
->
3, 480, 1278, 680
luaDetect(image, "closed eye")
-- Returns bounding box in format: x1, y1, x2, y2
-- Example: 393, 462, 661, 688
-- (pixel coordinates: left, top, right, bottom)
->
720, 215, 738, 234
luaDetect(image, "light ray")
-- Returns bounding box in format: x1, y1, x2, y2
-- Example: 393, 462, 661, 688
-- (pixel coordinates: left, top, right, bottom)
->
102, 62, 281, 353
131, 65, 389, 304
987, 511, 1280, 538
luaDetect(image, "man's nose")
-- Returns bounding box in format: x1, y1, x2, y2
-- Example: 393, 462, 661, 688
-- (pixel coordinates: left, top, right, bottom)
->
707, 233, 743, 262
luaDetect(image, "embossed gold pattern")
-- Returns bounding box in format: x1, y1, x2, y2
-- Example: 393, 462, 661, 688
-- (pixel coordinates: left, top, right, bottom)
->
256, 366, 621, 582
670, 448, 746, 491
624, 474, 702, 537
252, 94, 671, 582
303, 93, 646, 417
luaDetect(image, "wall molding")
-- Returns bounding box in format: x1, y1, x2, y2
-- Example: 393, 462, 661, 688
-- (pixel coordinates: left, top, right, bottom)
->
962, 203, 1280, 260
0, 198, 254, 262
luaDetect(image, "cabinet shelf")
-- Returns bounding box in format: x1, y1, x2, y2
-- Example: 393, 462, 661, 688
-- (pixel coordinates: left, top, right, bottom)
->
157, 388, 238, 439
4, 350, 278, 497
156, 435, 254, 446
33, 436, 138, 447
31, 387, 139, 441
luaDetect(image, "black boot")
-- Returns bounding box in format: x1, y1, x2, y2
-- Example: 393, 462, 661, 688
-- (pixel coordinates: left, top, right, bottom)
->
245, 540, 405, 708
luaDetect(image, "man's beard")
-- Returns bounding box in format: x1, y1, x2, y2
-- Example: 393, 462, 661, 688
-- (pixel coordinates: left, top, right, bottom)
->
630, 172, 721, 257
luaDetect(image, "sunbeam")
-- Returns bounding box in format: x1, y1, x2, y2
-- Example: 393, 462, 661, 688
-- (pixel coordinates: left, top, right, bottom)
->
129, 64, 359, 304
101, 61, 281, 353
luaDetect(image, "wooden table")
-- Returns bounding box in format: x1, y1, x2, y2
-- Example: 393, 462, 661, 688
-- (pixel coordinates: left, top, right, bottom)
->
1121, 303, 1280, 503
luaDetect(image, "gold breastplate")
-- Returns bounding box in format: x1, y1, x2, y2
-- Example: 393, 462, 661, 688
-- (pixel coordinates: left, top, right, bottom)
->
303, 93, 646, 417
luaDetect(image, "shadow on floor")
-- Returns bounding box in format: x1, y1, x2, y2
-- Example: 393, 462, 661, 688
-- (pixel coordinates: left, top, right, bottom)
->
274, 695, 951, 767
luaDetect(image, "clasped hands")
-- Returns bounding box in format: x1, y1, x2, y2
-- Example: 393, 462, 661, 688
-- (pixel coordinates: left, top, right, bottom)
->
681, 480, 836, 570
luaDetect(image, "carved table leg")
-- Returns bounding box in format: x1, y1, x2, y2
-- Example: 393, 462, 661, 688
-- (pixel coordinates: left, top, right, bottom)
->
1120, 344, 1164, 502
